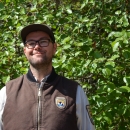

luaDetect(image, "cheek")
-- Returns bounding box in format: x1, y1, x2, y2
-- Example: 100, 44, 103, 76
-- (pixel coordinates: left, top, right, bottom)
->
24, 48, 27, 56
24, 47, 27, 53
24, 48, 31, 57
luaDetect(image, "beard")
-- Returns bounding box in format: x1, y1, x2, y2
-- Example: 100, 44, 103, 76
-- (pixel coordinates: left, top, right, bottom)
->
28, 54, 52, 69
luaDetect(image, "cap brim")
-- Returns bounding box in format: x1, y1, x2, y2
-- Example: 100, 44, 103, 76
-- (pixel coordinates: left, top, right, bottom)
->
20, 24, 55, 43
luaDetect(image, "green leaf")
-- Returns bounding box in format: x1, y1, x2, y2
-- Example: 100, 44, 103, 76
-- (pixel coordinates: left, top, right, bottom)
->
105, 61, 115, 67
108, 55, 119, 60
66, 9, 72, 14
39, 0, 45, 3
0, 3, 4, 9
30, 7, 37, 12
2, 76, 10, 83
93, 51, 102, 59
74, 42, 83, 46
122, 14, 129, 27
63, 44, 71, 49
115, 10, 121, 15
102, 68, 111, 76
62, 37, 71, 44
118, 86, 130, 92
104, 116, 112, 125
61, 55, 67, 63
123, 50, 130, 59
111, 41, 119, 52
123, 77, 130, 85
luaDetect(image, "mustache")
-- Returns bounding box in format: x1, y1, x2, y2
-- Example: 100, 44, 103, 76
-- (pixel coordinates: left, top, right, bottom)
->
33, 50, 46, 55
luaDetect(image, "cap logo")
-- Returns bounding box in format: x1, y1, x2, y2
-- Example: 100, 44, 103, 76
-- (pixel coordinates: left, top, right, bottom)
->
55, 97, 66, 109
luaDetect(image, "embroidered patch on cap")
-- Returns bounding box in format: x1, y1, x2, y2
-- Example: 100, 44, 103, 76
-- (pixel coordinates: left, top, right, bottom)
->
86, 105, 94, 125
55, 97, 66, 109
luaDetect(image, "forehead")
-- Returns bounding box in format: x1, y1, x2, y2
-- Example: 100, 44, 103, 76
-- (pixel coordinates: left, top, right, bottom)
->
26, 31, 51, 40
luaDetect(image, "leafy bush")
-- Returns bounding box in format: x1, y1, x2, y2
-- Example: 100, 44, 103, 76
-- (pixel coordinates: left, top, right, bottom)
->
0, 0, 130, 129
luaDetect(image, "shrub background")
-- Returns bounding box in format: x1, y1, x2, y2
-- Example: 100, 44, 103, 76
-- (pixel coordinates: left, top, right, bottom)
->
0, 0, 130, 129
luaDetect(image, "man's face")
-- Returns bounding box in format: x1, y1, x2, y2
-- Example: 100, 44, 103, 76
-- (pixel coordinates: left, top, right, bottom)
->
24, 31, 57, 68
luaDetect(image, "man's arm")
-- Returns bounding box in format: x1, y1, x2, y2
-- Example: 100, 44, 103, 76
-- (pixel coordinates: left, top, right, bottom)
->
0, 87, 6, 130
76, 85, 95, 130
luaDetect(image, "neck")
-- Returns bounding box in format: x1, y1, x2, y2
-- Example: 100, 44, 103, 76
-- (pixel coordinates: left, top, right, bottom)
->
30, 65, 52, 82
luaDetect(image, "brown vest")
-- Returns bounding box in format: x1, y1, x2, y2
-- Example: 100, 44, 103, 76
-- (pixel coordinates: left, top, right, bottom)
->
3, 68, 79, 130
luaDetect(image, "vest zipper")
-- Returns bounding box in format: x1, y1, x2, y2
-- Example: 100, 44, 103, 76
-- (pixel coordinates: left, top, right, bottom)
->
37, 82, 45, 130
38, 87, 41, 130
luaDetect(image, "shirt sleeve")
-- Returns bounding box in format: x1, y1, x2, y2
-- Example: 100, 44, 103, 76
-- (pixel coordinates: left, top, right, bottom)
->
0, 87, 6, 130
76, 85, 96, 130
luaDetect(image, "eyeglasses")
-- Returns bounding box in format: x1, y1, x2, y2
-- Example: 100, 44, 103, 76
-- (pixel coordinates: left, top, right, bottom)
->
25, 39, 51, 49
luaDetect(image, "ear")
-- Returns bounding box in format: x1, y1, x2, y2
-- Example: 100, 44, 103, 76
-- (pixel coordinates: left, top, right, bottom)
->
53, 43, 57, 55
23, 46, 27, 55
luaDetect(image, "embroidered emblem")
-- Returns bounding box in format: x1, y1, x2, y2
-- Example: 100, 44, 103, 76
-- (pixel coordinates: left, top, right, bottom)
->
86, 105, 94, 125
55, 97, 66, 109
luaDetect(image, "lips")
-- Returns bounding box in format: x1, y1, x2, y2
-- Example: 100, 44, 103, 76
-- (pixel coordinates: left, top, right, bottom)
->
33, 51, 46, 55
34, 52, 43, 55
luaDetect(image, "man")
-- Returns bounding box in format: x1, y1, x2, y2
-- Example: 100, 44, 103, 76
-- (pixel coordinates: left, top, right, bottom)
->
0, 24, 95, 130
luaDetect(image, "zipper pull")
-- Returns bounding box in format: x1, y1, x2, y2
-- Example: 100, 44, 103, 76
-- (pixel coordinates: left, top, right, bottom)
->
38, 81, 45, 97
38, 88, 41, 96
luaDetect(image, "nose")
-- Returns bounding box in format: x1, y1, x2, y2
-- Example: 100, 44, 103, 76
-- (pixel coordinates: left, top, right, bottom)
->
34, 42, 41, 49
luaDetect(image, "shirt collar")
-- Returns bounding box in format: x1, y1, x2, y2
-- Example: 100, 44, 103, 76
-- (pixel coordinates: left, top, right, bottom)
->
34, 75, 50, 82
26, 67, 58, 83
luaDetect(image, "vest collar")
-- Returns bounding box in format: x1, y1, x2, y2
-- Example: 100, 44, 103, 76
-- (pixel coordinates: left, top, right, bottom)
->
26, 67, 58, 83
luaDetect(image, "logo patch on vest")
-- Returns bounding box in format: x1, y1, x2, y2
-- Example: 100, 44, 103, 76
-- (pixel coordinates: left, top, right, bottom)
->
55, 97, 66, 109
86, 105, 94, 125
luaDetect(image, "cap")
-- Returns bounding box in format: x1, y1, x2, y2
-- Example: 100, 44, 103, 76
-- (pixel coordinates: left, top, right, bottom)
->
20, 24, 55, 43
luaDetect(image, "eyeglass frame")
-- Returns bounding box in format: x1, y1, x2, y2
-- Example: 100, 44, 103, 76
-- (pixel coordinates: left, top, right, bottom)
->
24, 38, 53, 49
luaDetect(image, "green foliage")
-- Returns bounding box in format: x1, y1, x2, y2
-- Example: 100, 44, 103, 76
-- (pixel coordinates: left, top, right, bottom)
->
0, 0, 130, 129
